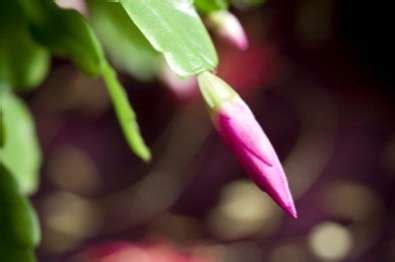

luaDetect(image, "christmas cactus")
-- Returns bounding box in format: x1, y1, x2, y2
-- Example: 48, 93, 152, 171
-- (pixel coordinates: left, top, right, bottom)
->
1, 0, 295, 260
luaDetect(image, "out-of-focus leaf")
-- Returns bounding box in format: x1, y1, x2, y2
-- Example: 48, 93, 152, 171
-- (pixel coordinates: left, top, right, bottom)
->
102, 63, 151, 161
0, 163, 40, 260
88, 0, 160, 81
120, 0, 218, 76
0, 92, 41, 195
17, 0, 46, 24
0, 247, 36, 262
194, 0, 228, 12
0, 1, 49, 91
20, 0, 105, 76
0, 163, 41, 246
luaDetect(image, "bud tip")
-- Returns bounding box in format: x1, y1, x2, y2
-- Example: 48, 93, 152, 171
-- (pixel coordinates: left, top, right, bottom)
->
208, 11, 249, 51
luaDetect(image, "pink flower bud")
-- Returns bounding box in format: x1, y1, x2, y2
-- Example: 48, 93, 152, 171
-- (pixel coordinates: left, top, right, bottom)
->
208, 11, 249, 51
55, 0, 87, 15
198, 72, 297, 218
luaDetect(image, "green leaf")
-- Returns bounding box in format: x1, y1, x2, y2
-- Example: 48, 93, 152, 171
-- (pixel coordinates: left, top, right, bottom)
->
21, 0, 105, 76
0, 92, 41, 195
0, 1, 50, 91
0, 163, 40, 255
194, 0, 229, 12
102, 63, 151, 161
88, 0, 160, 81
120, 0, 218, 76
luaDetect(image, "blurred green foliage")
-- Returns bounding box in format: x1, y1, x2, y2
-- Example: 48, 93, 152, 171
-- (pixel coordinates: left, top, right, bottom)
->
0, 163, 40, 261
19, 0, 105, 76
0, 92, 41, 195
0, 1, 49, 91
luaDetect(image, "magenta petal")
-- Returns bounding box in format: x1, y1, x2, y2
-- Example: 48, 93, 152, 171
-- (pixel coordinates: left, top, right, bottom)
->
215, 98, 297, 218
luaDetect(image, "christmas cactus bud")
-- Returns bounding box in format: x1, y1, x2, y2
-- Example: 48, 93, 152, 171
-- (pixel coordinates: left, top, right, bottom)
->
198, 72, 297, 218
207, 11, 249, 50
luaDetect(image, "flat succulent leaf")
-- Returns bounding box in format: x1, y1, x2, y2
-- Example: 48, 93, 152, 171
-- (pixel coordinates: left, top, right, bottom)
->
102, 63, 151, 161
0, 92, 41, 195
0, 1, 49, 91
120, 0, 218, 76
88, 0, 160, 81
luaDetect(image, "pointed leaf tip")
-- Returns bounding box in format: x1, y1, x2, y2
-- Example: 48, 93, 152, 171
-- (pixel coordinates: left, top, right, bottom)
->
102, 63, 151, 162
208, 11, 249, 51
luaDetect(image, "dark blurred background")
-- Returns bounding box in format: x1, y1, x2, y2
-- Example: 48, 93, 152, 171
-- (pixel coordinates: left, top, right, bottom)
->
28, 0, 394, 261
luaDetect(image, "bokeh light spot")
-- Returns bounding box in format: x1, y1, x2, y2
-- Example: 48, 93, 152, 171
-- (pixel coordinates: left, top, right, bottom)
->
208, 180, 282, 239
309, 222, 353, 260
